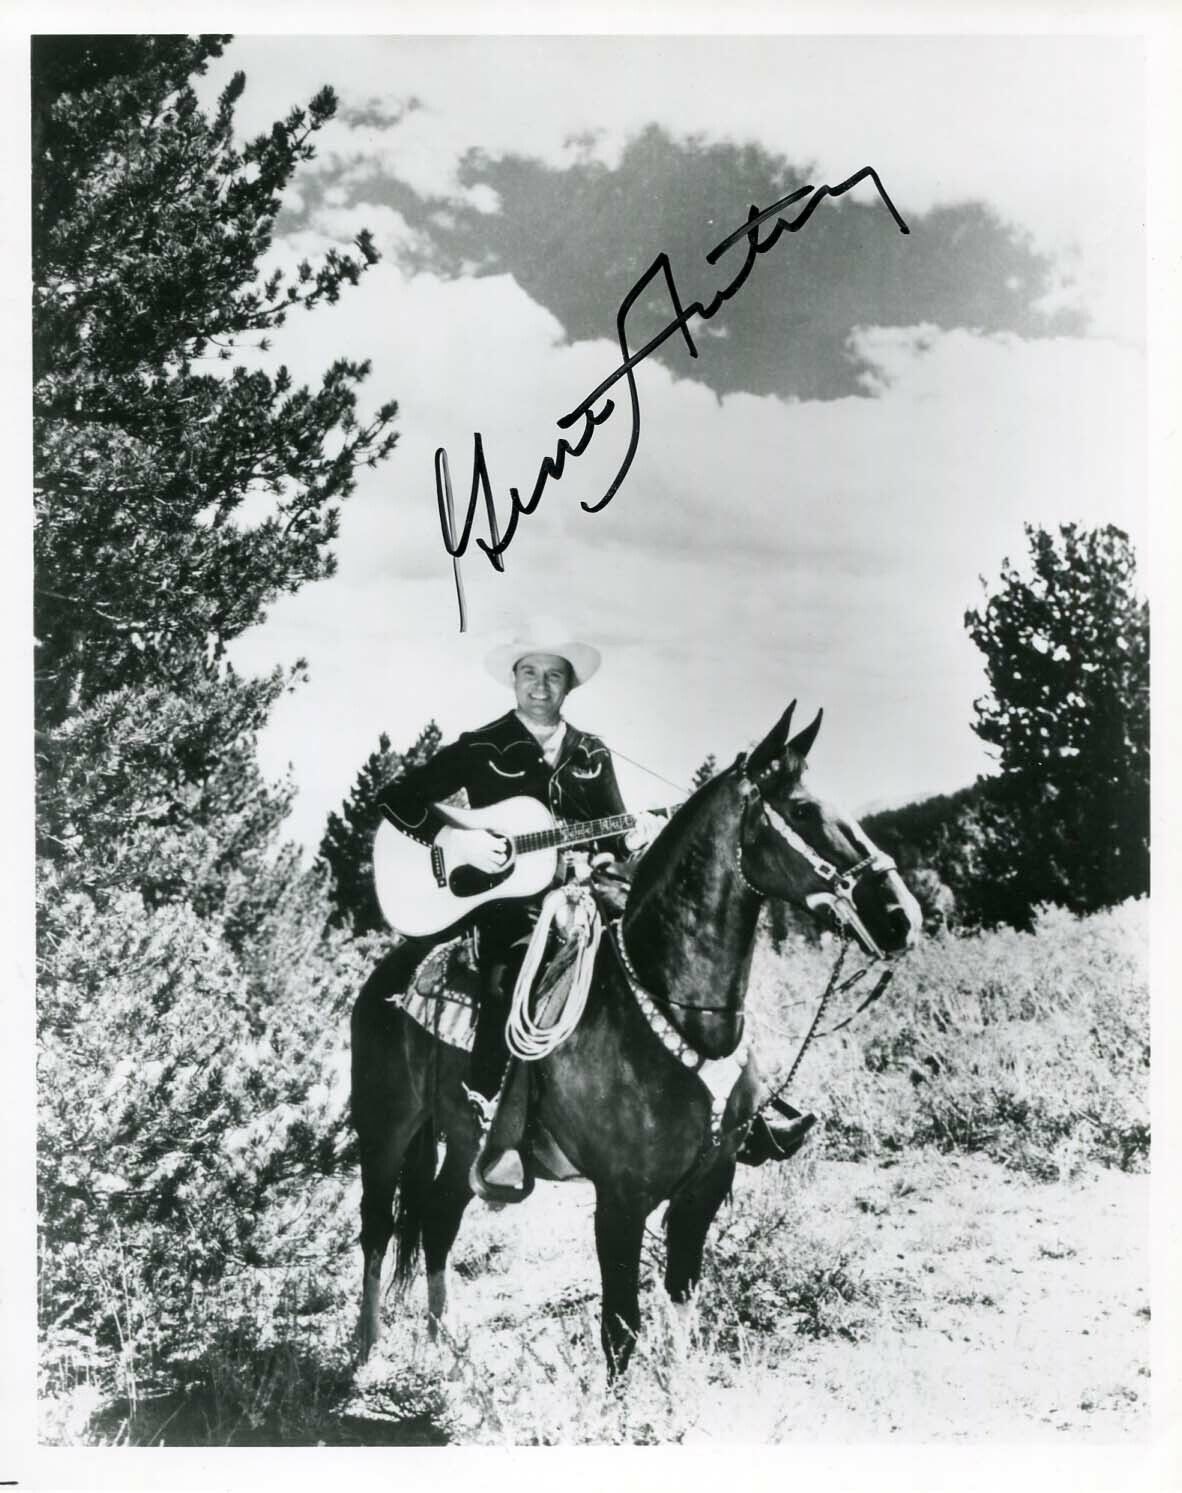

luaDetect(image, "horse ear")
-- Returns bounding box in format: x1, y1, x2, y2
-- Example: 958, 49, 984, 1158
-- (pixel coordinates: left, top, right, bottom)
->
747, 700, 796, 777
787, 707, 823, 760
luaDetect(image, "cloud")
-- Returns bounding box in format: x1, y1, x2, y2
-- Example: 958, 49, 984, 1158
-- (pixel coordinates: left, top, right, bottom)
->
288, 127, 1088, 404
203, 35, 1142, 344
205, 35, 1145, 849
227, 250, 1144, 848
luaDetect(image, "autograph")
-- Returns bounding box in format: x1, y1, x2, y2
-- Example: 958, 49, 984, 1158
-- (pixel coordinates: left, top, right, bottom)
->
435, 166, 910, 630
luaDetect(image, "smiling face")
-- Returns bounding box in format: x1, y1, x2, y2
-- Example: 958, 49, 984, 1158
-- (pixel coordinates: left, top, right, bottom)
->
513, 652, 572, 727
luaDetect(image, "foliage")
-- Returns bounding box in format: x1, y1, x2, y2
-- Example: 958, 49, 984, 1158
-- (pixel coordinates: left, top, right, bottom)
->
867, 524, 1148, 929
34, 33, 401, 1427
691, 754, 717, 790
747, 898, 1149, 1180
865, 783, 984, 873
963, 524, 1148, 923
864, 781, 985, 920
33, 34, 398, 728
36, 870, 375, 1385
36, 672, 298, 932
702, 1169, 903, 1350
318, 723, 442, 933
40, 895, 1149, 1442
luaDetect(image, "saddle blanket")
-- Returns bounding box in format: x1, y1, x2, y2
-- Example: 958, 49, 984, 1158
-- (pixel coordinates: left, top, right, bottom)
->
396, 936, 480, 1052
394, 929, 585, 1055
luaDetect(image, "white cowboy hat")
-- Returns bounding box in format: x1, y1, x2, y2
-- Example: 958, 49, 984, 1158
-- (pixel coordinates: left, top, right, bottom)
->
484, 618, 602, 689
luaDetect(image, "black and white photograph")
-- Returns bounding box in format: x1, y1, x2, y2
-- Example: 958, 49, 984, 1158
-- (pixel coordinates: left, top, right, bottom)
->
7, 8, 1176, 1484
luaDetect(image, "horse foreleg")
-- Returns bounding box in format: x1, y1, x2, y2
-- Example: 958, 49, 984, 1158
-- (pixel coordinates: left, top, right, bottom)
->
421, 1129, 479, 1341
663, 1154, 736, 1307
593, 1192, 648, 1378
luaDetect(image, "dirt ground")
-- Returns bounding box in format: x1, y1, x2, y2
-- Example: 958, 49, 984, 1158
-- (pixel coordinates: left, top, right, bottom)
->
718, 1152, 1150, 1441
353, 1149, 1150, 1443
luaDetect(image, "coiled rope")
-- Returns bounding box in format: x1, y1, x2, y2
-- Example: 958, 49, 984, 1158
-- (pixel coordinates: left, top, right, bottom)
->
505, 886, 604, 1061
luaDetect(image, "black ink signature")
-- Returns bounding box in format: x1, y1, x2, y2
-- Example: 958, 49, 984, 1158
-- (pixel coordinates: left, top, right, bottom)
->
436, 167, 910, 629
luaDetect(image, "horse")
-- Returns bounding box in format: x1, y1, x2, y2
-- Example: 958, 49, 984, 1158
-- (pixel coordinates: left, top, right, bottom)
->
349, 701, 922, 1374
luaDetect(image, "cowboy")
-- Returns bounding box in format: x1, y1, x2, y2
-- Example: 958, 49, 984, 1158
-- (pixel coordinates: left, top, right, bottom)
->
377, 622, 813, 1199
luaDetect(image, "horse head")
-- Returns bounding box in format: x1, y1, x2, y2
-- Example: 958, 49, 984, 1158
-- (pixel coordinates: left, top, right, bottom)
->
735, 702, 922, 959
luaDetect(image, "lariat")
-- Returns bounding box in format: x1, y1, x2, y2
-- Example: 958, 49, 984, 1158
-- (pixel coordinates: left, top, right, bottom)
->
504, 884, 603, 1060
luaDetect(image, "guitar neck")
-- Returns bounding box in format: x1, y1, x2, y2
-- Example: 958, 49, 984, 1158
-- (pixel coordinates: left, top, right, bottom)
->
513, 808, 673, 857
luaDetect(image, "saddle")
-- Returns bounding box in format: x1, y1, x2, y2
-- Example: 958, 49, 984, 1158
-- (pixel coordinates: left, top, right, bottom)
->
474, 859, 639, 1197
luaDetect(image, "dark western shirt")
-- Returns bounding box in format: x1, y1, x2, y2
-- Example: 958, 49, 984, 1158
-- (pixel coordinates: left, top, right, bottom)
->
376, 710, 628, 958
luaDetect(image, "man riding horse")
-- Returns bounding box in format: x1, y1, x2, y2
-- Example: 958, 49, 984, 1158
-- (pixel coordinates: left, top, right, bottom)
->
374, 621, 815, 1200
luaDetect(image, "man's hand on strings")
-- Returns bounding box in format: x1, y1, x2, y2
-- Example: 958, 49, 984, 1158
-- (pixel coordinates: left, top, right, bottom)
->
436, 825, 511, 874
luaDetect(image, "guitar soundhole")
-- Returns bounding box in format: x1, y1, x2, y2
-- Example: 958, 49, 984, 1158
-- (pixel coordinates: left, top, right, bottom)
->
449, 864, 515, 899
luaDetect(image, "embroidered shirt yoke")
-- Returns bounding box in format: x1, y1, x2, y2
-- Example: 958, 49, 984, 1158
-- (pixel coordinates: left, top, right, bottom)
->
377, 709, 627, 852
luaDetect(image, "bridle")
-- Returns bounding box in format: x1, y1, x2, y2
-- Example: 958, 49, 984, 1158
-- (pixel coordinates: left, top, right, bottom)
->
612, 751, 902, 1151
734, 752, 900, 962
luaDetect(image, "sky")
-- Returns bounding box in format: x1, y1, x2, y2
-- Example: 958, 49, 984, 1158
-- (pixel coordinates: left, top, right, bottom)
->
198, 34, 1147, 850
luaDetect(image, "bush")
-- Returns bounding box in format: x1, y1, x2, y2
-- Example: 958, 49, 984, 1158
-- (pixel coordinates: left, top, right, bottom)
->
36, 867, 379, 1413
745, 899, 1148, 1180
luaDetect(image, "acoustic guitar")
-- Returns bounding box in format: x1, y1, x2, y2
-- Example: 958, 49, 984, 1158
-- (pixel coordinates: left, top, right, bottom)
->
372, 795, 675, 937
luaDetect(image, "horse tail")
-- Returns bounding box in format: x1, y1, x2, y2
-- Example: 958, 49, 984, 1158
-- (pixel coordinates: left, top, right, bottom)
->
392, 1122, 437, 1289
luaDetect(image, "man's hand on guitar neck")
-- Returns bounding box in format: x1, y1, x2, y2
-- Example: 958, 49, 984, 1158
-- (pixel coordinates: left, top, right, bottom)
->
435, 825, 511, 874
624, 811, 667, 855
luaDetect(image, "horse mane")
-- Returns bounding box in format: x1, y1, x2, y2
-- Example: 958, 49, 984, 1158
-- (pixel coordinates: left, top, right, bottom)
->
622, 768, 740, 929
623, 745, 811, 929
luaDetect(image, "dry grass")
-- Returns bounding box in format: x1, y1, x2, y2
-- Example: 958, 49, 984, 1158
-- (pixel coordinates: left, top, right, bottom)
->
40, 1148, 1150, 1446
746, 900, 1148, 1179
333, 1146, 1147, 1445
39, 900, 1150, 1445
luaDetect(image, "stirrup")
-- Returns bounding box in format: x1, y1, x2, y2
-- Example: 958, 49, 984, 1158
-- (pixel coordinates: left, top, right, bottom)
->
468, 1149, 534, 1205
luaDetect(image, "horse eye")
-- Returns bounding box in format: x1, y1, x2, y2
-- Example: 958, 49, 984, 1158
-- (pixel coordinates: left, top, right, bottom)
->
789, 799, 814, 821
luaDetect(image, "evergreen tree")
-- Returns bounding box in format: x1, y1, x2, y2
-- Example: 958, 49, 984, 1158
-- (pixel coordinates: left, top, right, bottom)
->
33, 35, 398, 729
691, 753, 718, 790
318, 723, 442, 933
32, 36, 403, 1393
963, 523, 1149, 920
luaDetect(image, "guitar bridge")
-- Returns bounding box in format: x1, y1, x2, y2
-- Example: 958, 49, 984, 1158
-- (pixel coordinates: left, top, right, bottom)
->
430, 844, 447, 888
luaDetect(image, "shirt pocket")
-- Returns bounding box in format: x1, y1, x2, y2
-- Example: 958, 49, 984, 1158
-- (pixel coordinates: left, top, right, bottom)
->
488, 759, 527, 779
569, 762, 603, 780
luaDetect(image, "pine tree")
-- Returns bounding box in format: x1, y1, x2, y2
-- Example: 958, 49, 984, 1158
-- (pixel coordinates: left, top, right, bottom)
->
318, 723, 442, 932
963, 523, 1149, 920
33, 36, 404, 1389
33, 35, 398, 730
691, 753, 718, 790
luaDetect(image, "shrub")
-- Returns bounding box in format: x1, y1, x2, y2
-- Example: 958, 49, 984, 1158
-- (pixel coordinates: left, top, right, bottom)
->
745, 899, 1148, 1179
36, 868, 378, 1413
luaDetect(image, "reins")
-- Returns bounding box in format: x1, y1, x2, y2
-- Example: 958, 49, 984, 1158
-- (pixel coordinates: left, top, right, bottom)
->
620, 754, 902, 1210
657, 933, 891, 1216
762, 941, 894, 1116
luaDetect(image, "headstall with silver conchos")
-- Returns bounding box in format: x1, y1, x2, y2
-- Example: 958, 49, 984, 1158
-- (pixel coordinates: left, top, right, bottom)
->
735, 754, 899, 962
